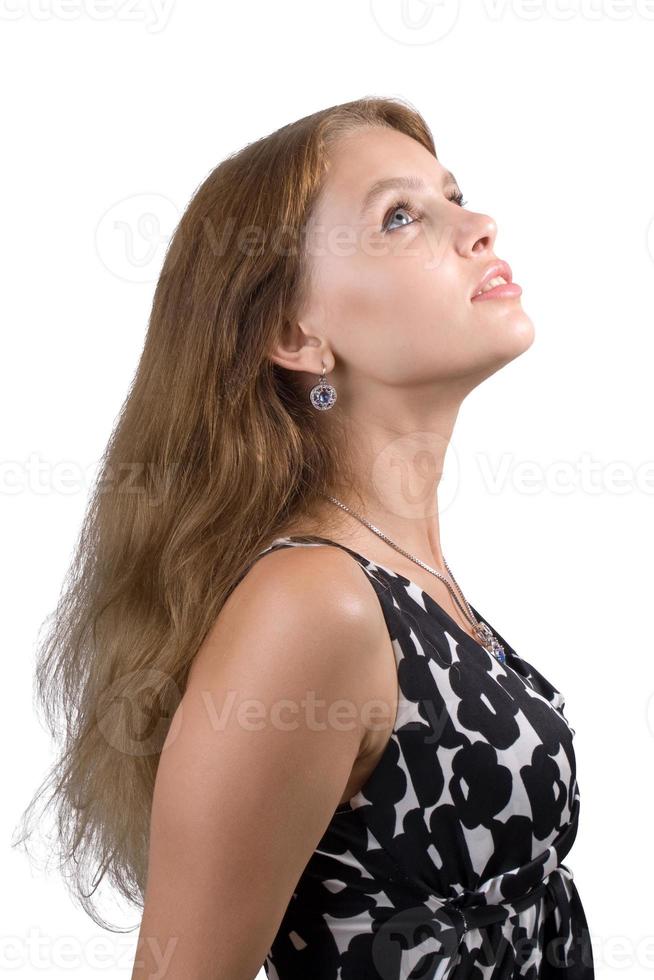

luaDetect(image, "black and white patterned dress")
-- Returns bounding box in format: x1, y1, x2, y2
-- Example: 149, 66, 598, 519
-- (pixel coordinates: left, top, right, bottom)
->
253, 534, 594, 979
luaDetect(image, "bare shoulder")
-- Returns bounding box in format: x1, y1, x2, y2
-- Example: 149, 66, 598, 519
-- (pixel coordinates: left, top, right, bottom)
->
196, 540, 387, 673
133, 542, 389, 978
185, 542, 391, 755
186, 538, 392, 763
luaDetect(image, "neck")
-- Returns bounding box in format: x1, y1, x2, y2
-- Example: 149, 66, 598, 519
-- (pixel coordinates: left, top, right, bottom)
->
317, 490, 446, 570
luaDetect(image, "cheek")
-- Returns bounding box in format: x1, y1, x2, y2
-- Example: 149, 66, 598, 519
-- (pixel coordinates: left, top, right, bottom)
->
314, 237, 492, 384
313, 248, 477, 381
321, 244, 463, 330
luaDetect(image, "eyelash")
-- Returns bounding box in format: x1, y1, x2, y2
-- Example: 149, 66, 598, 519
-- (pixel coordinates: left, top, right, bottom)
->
382, 189, 468, 232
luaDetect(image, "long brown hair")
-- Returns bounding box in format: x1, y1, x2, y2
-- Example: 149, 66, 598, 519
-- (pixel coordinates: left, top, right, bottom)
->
13, 95, 437, 929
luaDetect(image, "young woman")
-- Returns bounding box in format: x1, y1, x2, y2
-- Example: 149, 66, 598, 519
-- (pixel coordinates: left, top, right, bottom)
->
16, 96, 594, 978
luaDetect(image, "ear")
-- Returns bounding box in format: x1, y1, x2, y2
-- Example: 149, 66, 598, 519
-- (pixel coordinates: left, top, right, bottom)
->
268, 319, 333, 376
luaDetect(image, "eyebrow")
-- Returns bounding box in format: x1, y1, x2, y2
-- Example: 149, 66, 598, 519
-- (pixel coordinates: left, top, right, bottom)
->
359, 169, 460, 219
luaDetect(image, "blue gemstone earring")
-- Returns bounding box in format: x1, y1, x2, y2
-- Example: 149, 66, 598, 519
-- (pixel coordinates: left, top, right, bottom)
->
309, 361, 337, 411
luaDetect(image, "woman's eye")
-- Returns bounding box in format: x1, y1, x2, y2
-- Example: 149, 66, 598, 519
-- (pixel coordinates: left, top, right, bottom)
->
382, 190, 467, 232
382, 199, 421, 233
448, 189, 468, 207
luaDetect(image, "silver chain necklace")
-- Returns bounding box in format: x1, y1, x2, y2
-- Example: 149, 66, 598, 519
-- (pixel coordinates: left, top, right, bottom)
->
322, 494, 506, 664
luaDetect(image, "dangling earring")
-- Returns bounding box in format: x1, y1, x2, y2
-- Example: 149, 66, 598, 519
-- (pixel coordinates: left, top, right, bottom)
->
309, 360, 337, 411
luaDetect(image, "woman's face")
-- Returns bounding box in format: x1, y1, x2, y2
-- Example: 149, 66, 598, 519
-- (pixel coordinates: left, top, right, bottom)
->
294, 125, 534, 398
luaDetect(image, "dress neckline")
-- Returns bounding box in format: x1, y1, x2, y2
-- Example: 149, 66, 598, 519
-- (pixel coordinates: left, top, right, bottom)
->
275, 533, 505, 663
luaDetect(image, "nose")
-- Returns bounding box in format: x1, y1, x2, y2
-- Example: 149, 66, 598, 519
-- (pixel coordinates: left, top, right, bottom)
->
458, 210, 498, 258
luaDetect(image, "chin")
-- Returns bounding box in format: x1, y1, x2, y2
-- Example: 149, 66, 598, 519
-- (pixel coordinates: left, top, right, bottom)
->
488, 304, 535, 358
507, 305, 534, 343
464, 311, 535, 386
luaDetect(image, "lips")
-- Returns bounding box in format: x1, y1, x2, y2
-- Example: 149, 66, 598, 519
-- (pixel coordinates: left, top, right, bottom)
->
472, 260, 513, 299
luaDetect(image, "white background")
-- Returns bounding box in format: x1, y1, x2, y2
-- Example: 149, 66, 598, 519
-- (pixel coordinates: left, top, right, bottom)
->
3, 1, 654, 978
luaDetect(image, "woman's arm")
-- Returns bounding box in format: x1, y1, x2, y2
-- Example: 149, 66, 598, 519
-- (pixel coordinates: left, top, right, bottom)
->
131, 545, 386, 980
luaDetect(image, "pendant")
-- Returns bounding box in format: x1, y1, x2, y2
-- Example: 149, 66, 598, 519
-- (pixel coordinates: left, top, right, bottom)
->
473, 621, 506, 663
309, 380, 338, 411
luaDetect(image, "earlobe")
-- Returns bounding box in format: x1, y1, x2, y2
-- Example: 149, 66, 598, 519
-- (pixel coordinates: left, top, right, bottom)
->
268, 351, 306, 373
268, 318, 321, 374
268, 353, 287, 370
268, 326, 331, 377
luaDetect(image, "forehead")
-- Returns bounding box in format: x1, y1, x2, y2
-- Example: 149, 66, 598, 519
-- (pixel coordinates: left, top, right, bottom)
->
313, 125, 451, 221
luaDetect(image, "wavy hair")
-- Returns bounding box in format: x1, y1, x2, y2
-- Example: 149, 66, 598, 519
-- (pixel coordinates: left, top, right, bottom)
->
13, 95, 437, 929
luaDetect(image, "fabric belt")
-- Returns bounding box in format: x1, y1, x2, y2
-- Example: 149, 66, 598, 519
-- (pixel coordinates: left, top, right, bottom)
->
445, 862, 575, 933
371, 863, 595, 980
